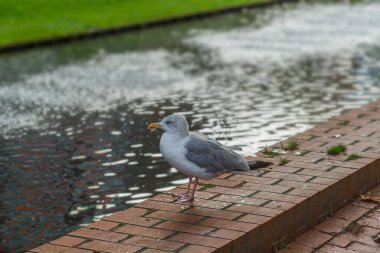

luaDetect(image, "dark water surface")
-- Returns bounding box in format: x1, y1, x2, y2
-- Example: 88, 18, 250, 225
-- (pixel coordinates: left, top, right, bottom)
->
1, 0, 380, 251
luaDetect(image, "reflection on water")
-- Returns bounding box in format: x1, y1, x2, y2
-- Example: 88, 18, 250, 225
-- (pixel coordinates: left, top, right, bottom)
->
1, 0, 380, 251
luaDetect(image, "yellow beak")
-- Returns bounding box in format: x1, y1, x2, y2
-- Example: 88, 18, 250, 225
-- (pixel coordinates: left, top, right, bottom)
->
148, 122, 161, 129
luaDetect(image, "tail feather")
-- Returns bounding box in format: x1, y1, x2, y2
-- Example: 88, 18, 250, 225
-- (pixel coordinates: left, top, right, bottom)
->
247, 160, 273, 170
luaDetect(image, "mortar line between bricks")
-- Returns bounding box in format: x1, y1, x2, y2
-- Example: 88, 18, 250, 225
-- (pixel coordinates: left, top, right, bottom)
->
305, 176, 317, 183
292, 168, 304, 174
282, 187, 295, 194
135, 247, 148, 253
325, 165, 337, 172
271, 178, 283, 185
313, 158, 325, 164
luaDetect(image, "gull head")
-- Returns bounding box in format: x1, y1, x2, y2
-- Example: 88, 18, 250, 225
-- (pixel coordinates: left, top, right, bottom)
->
148, 114, 189, 136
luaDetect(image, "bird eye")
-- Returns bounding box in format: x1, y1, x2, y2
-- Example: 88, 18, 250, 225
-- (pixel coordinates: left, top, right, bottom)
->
165, 120, 172, 124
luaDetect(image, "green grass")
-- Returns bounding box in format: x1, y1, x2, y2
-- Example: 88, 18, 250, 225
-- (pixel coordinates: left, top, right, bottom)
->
261, 146, 281, 158
198, 183, 216, 191
347, 153, 361, 161
0, 0, 271, 47
327, 144, 347, 155
278, 157, 289, 166
281, 140, 299, 151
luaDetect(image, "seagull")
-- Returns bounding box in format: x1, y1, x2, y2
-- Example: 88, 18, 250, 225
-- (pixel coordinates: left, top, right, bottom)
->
148, 114, 272, 202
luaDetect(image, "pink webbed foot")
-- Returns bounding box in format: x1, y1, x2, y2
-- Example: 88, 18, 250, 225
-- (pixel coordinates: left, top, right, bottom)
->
171, 191, 189, 199
177, 194, 194, 202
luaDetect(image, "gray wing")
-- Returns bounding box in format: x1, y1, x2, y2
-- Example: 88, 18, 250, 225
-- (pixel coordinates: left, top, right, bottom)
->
185, 132, 249, 175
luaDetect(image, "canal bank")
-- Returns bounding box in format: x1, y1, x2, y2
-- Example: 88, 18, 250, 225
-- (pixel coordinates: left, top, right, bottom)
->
29, 100, 380, 252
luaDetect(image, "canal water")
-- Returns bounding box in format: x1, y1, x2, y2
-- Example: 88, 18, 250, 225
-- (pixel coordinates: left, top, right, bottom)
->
1, 0, 380, 251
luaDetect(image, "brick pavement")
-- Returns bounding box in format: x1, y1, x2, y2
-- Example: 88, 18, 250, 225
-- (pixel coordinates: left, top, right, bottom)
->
28, 100, 380, 252
278, 185, 380, 253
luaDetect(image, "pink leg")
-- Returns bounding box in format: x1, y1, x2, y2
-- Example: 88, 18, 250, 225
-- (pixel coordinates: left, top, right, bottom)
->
172, 177, 192, 199
178, 177, 198, 202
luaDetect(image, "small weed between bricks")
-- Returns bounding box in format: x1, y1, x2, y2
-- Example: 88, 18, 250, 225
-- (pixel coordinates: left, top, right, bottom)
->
198, 183, 216, 191
261, 146, 281, 158
278, 157, 289, 166
327, 144, 347, 155
280, 140, 299, 151
344, 222, 364, 236
347, 153, 361, 161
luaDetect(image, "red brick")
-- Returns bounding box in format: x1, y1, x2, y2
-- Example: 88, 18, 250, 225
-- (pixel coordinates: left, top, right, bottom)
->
316, 217, 351, 235
283, 154, 323, 164
200, 217, 258, 232
318, 160, 363, 169
184, 207, 241, 220
69, 228, 127, 242
118, 207, 146, 217
238, 214, 271, 225
263, 200, 296, 210
30, 244, 92, 253
297, 169, 347, 180
277, 179, 326, 191
79, 240, 141, 253
115, 224, 173, 239
338, 233, 379, 248
309, 177, 338, 185
200, 178, 242, 187
356, 217, 380, 229
191, 198, 232, 209
263, 171, 314, 182
49, 236, 85, 247
277, 242, 313, 253
269, 165, 301, 173
286, 161, 333, 171
361, 225, 380, 237
171, 187, 218, 199
240, 183, 291, 193
286, 188, 317, 197
351, 199, 378, 209
329, 236, 352, 248
209, 229, 245, 240
294, 229, 332, 248
253, 191, 305, 203
137, 200, 191, 212
141, 249, 170, 253
88, 220, 120, 230
212, 194, 267, 206
147, 210, 203, 224
151, 193, 176, 202
227, 203, 283, 217
123, 236, 184, 251
318, 244, 356, 252
330, 167, 357, 174
216, 173, 232, 179
169, 233, 230, 248
155, 221, 214, 235
228, 174, 279, 184
335, 204, 369, 221
347, 242, 379, 253
203, 186, 255, 196
104, 212, 160, 227
180, 245, 216, 253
